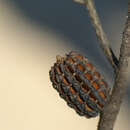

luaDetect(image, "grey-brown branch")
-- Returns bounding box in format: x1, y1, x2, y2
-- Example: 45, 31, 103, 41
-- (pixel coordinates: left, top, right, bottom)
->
73, 0, 130, 130
73, 0, 118, 71
98, 2, 130, 130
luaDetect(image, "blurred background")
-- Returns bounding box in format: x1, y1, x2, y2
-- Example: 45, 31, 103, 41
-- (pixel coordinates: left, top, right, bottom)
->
0, 0, 129, 129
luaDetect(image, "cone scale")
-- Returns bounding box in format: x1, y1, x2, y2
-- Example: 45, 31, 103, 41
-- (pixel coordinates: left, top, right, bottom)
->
49, 51, 110, 118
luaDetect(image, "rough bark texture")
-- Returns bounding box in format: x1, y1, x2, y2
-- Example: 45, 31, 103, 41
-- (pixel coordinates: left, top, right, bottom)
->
98, 2, 130, 130
73, 0, 130, 130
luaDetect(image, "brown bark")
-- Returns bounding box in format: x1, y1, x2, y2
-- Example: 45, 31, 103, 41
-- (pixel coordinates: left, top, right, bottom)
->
98, 2, 130, 130
73, 0, 130, 130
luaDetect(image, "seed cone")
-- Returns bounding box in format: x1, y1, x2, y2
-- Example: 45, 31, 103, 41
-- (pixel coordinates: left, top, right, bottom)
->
49, 51, 110, 118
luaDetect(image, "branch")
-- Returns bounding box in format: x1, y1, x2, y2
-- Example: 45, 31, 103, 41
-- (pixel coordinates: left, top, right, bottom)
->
73, 0, 130, 130
73, 0, 118, 71
98, 2, 130, 130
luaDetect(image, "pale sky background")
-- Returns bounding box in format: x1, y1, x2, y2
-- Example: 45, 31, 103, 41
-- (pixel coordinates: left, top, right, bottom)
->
0, 0, 129, 130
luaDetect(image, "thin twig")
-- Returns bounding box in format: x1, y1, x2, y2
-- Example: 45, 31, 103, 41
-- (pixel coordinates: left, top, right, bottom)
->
73, 0, 118, 71
98, 2, 130, 130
